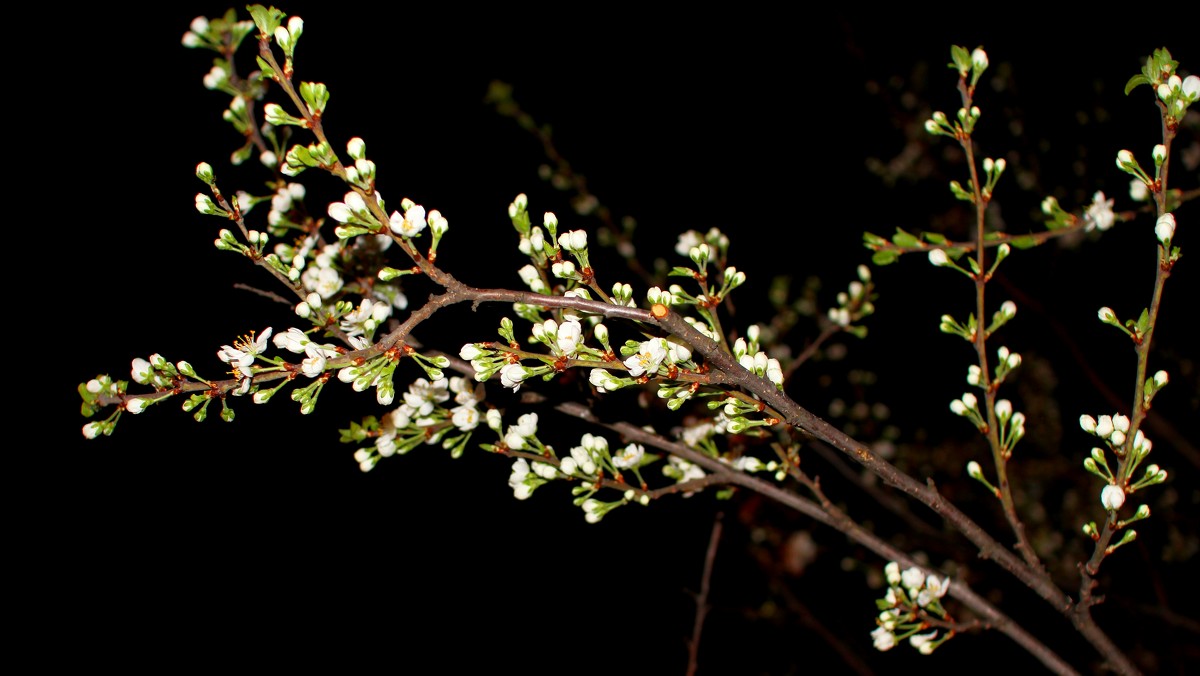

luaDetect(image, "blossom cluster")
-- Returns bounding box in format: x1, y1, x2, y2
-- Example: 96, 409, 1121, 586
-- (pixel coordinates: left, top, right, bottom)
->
1079, 413, 1168, 512
871, 562, 953, 654
352, 376, 482, 471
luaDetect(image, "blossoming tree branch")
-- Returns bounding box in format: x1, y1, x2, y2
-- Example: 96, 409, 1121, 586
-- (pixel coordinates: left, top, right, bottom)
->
78, 7, 1197, 674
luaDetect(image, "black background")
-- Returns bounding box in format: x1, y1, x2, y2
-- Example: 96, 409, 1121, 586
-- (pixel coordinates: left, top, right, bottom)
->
36, 4, 1198, 673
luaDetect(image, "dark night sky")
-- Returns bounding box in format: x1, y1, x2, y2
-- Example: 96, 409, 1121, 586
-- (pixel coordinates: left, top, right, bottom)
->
36, 5, 1198, 672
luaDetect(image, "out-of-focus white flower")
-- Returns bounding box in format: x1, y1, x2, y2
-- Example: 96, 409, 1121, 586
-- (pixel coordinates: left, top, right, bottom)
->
909, 630, 939, 655
871, 626, 896, 651
1083, 191, 1115, 232
901, 567, 925, 594
884, 561, 901, 586
675, 230, 702, 256
1129, 179, 1150, 202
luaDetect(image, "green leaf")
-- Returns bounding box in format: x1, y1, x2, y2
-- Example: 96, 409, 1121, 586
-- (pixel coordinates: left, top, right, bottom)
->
335, 225, 371, 239
949, 45, 971, 73
299, 81, 330, 117
891, 229, 921, 248
863, 231, 888, 247
1136, 308, 1150, 335
922, 232, 948, 245
247, 4, 286, 38
255, 55, 278, 81
871, 249, 898, 266
1124, 74, 1151, 96
1008, 235, 1039, 250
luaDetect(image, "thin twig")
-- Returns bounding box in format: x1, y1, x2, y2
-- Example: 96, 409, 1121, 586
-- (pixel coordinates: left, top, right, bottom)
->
686, 512, 723, 676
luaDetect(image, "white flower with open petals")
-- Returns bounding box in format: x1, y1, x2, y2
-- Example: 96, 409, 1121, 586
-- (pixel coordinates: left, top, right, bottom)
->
389, 205, 426, 237
613, 443, 645, 469
300, 344, 331, 378
917, 575, 950, 607
218, 328, 273, 371
624, 338, 667, 377
556, 318, 583, 356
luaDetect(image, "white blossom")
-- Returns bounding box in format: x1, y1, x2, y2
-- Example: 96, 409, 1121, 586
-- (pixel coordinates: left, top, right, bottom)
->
1155, 213, 1176, 244
1130, 179, 1149, 202
884, 561, 901, 586
901, 566, 925, 593
909, 630, 939, 655
624, 338, 667, 377
508, 458, 534, 500
401, 378, 450, 417
1182, 75, 1200, 101
131, 358, 153, 384
1101, 484, 1126, 511
871, 626, 896, 651
971, 47, 988, 71
556, 318, 583, 356
1083, 191, 1116, 232
559, 229, 588, 252
613, 443, 645, 469
499, 363, 532, 391
675, 230, 702, 256
451, 405, 479, 431
217, 328, 273, 371
389, 205, 427, 237
589, 368, 625, 393
917, 575, 950, 607
569, 445, 597, 475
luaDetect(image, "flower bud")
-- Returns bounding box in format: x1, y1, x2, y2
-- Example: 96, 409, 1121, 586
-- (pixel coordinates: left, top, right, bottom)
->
195, 162, 214, 184
971, 47, 988, 71
1112, 414, 1130, 433
1100, 484, 1125, 511
1079, 415, 1097, 433
995, 399, 1012, 421
1155, 213, 1175, 244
